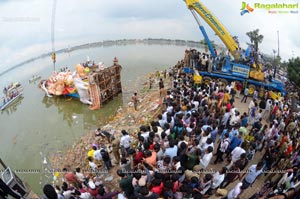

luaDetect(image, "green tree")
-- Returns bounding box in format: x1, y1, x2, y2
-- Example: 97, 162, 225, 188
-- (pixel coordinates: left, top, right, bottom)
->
287, 57, 300, 85
246, 29, 264, 52
281, 60, 288, 70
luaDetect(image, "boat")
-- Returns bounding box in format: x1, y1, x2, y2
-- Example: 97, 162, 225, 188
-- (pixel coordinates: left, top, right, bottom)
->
29, 75, 41, 83
0, 92, 23, 111
4, 82, 23, 94
1, 83, 24, 111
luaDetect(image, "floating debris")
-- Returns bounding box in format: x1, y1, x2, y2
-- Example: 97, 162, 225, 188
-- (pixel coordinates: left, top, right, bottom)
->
43, 157, 47, 164
104, 176, 113, 181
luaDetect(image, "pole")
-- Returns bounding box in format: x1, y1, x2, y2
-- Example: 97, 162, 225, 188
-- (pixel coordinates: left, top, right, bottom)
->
273, 49, 276, 78
0, 158, 7, 169
51, 0, 57, 72
277, 30, 280, 57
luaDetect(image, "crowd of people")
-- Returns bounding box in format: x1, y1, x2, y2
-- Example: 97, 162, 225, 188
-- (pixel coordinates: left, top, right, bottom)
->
41, 54, 300, 199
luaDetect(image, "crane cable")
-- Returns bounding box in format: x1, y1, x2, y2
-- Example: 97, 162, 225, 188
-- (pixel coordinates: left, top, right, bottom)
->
51, 0, 57, 71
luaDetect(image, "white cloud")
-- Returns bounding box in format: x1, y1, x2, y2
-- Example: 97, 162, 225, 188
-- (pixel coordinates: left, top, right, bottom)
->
0, 0, 299, 71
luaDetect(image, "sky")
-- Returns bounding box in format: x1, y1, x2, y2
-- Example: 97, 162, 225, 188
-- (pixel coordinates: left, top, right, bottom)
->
0, 0, 299, 71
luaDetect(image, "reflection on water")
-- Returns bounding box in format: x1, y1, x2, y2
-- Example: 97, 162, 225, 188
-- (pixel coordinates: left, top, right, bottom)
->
40, 94, 124, 129
41, 95, 53, 109
1, 96, 24, 115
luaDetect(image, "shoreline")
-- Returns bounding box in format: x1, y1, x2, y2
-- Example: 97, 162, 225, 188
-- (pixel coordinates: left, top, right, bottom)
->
49, 72, 168, 186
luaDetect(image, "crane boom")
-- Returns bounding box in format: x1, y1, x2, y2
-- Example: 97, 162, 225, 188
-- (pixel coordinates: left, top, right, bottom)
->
189, 9, 216, 58
51, 0, 57, 71
185, 0, 239, 60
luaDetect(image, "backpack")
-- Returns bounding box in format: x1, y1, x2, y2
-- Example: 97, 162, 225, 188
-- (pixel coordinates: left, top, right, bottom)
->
246, 150, 255, 161
220, 139, 230, 152
100, 149, 109, 160
172, 126, 183, 139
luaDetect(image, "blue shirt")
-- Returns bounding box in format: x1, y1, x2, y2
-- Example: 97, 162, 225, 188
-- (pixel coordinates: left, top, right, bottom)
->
164, 146, 178, 160
229, 136, 242, 150
220, 129, 228, 140
250, 107, 257, 117
231, 129, 239, 137
210, 128, 218, 143
201, 125, 211, 132
228, 130, 234, 141
241, 117, 248, 127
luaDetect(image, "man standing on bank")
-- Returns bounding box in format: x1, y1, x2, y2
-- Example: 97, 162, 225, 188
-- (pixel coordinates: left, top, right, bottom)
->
241, 87, 249, 103
132, 92, 138, 111
159, 78, 165, 97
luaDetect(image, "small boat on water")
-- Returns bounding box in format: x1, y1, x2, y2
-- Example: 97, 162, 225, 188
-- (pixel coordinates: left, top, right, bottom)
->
0, 92, 23, 111
29, 75, 41, 83
1, 83, 24, 111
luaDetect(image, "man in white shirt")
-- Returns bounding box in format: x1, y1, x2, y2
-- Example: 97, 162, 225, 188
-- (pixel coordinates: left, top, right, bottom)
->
231, 144, 246, 162
211, 167, 227, 190
194, 174, 213, 196
199, 131, 210, 149
229, 111, 240, 126
163, 140, 178, 160
248, 99, 256, 114
199, 146, 213, 169
157, 114, 166, 128
120, 130, 131, 154
227, 182, 244, 199
139, 126, 150, 141
228, 143, 246, 169
75, 168, 85, 183
200, 138, 214, 156
254, 109, 263, 122
93, 148, 102, 161
166, 104, 173, 113
226, 84, 233, 95
87, 157, 99, 176
241, 162, 263, 189
221, 109, 231, 127
172, 156, 182, 170
263, 99, 272, 120
162, 111, 168, 122
164, 123, 171, 136
192, 100, 199, 109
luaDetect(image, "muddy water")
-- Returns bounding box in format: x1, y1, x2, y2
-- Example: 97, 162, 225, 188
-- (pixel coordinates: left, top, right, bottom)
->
0, 43, 204, 194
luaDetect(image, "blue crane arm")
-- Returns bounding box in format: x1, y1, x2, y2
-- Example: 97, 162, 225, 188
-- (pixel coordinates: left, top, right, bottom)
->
190, 9, 216, 58
199, 25, 216, 58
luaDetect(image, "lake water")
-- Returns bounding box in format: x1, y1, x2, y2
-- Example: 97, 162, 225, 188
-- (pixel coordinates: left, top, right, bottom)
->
0, 43, 204, 194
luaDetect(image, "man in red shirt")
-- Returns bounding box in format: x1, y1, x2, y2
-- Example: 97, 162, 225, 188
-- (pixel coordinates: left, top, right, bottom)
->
270, 102, 278, 122
236, 81, 242, 98
63, 168, 79, 187
129, 148, 144, 167
226, 102, 232, 112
